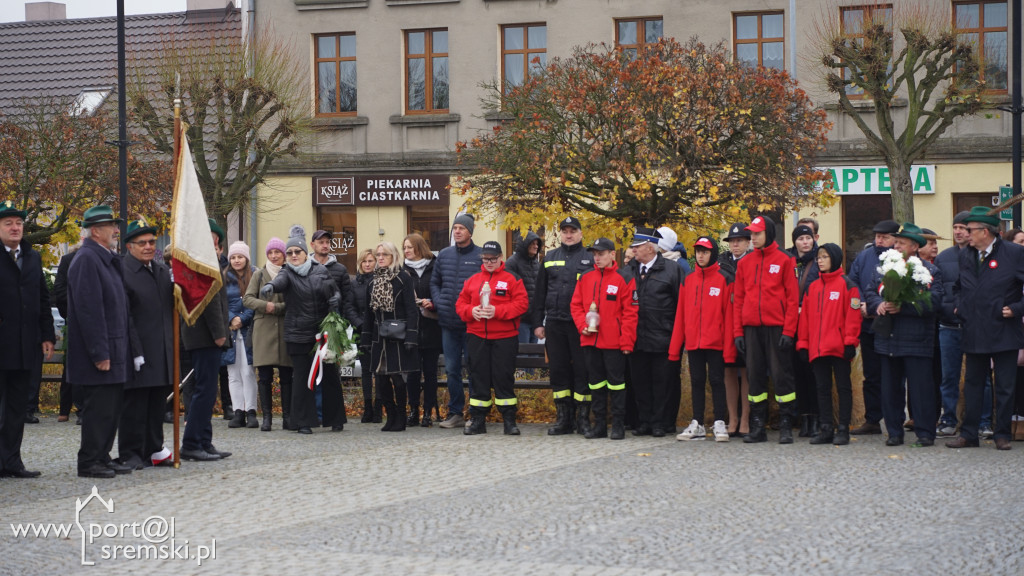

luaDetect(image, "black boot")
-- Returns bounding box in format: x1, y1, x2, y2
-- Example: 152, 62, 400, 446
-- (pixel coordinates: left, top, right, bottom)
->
500, 406, 520, 436
464, 408, 487, 435
258, 380, 273, 431
743, 402, 767, 443
372, 399, 383, 424
381, 402, 397, 431
609, 388, 626, 440
799, 415, 814, 438
407, 405, 420, 427
575, 400, 592, 436
246, 409, 259, 429
833, 424, 850, 446
547, 400, 573, 435
360, 400, 373, 423
810, 423, 834, 444
609, 418, 625, 440
778, 415, 794, 444
228, 409, 245, 428
392, 377, 407, 431
585, 391, 607, 439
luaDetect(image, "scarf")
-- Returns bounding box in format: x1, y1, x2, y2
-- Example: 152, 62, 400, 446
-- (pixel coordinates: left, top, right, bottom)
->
370, 267, 400, 312
404, 257, 430, 277
264, 261, 281, 281
287, 259, 312, 277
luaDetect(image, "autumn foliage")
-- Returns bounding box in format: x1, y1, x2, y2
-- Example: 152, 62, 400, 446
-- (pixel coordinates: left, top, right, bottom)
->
457, 38, 832, 239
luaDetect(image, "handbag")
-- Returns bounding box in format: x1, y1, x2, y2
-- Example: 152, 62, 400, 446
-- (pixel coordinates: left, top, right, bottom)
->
379, 319, 406, 340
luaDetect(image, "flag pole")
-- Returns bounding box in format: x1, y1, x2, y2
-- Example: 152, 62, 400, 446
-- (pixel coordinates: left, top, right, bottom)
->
171, 74, 182, 469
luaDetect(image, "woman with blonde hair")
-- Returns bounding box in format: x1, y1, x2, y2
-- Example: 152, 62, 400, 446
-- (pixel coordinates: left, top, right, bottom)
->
402, 233, 442, 426
364, 241, 419, 431
353, 248, 380, 423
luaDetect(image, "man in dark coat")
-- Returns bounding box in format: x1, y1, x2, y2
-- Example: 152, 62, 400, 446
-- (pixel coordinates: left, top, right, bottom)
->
119, 219, 175, 469
947, 207, 1024, 451
504, 230, 541, 343
0, 201, 55, 478
53, 234, 84, 423
67, 205, 133, 479
311, 229, 361, 327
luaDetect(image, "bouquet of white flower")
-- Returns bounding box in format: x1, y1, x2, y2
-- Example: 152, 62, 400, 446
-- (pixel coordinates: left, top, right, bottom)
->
876, 248, 933, 313
318, 311, 359, 367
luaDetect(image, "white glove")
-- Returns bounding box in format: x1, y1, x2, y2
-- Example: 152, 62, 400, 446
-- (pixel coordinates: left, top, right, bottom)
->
134, 356, 145, 372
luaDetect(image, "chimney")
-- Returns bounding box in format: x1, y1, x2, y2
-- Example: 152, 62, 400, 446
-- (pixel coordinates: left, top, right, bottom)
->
186, 0, 235, 10
25, 2, 66, 21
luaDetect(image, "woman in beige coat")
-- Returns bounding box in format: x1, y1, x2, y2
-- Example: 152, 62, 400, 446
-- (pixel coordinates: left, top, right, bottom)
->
243, 237, 293, 431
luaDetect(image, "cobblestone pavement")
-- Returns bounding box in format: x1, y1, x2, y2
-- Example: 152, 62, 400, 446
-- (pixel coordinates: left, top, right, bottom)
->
2, 415, 1023, 575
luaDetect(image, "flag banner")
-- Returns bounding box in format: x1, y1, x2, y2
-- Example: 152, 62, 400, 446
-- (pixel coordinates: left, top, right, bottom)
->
170, 124, 222, 326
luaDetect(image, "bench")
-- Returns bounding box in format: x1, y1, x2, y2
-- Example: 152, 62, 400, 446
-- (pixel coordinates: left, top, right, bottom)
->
41, 351, 64, 384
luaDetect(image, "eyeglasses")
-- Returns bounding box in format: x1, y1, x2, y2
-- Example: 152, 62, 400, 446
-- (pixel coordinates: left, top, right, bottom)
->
285, 249, 304, 256
966, 227, 985, 233
131, 239, 157, 246
481, 257, 500, 263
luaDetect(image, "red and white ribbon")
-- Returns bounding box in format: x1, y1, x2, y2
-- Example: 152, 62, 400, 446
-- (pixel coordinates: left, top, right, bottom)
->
308, 332, 330, 391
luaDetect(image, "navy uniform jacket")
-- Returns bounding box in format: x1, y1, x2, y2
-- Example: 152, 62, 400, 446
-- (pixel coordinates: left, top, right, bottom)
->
67, 238, 130, 385
955, 238, 1024, 354
0, 239, 55, 370
123, 252, 174, 389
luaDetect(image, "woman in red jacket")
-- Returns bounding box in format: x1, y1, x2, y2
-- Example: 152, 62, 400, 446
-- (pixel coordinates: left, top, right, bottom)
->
456, 241, 530, 435
797, 243, 862, 445
669, 237, 735, 442
570, 238, 637, 440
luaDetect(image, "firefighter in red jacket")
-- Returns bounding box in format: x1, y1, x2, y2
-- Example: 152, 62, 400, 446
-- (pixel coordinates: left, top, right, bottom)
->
797, 243, 862, 446
732, 215, 799, 444
569, 238, 637, 440
669, 237, 736, 442
456, 241, 530, 435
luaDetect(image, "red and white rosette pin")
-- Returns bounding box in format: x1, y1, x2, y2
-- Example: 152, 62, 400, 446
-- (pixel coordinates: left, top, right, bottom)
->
308, 332, 330, 391
989, 260, 999, 269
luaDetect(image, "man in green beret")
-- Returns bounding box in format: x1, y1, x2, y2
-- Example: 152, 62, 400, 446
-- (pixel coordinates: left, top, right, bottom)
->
947, 207, 1024, 451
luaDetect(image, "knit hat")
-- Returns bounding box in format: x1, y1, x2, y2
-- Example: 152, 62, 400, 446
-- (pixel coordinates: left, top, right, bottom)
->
952, 211, 971, 226
286, 224, 307, 253
791, 224, 815, 243
453, 213, 475, 235
265, 237, 286, 256
656, 227, 678, 253
228, 241, 250, 261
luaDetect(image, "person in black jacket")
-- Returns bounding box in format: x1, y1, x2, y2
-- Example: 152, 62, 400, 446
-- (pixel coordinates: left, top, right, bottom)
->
532, 217, 594, 435
719, 222, 751, 436
505, 231, 542, 343
53, 231, 85, 423
628, 227, 684, 437
262, 226, 343, 435
934, 211, 972, 437
947, 207, 1024, 451
789, 224, 820, 437
403, 233, 442, 427
0, 201, 55, 479
353, 249, 380, 423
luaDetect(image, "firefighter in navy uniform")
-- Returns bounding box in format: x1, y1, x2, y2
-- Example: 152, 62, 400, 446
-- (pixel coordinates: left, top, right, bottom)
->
532, 216, 594, 435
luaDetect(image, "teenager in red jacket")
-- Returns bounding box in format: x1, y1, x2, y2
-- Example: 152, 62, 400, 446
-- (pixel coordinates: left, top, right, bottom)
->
669, 237, 735, 442
570, 238, 637, 440
456, 241, 530, 435
797, 243, 862, 446
732, 215, 799, 443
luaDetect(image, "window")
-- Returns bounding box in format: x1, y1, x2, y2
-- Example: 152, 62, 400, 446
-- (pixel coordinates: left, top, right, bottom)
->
501, 24, 547, 94
615, 17, 663, 58
405, 29, 449, 113
315, 33, 357, 116
734, 12, 784, 70
840, 5, 893, 97
407, 205, 449, 253
954, 1, 1008, 91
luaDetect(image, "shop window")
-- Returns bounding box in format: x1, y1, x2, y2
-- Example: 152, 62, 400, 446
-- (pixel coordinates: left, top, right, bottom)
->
842, 195, 892, 270
407, 205, 449, 254
734, 12, 784, 70
318, 207, 358, 271
405, 28, 449, 113
315, 33, 357, 116
954, 1, 1008, 91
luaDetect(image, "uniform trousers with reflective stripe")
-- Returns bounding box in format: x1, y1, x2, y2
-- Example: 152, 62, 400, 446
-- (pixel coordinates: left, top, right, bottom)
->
544, 319, 588, 402
584, 347, 627, 421
743, 325, 796, 417
466, 334, 518, 413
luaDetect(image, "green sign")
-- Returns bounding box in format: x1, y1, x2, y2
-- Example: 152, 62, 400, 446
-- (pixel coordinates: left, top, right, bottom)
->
1000, 186, 1013, 221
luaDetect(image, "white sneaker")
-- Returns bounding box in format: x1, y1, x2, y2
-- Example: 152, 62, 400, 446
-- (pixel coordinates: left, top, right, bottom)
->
676, 419, 705, 441
712, 420, 729, 442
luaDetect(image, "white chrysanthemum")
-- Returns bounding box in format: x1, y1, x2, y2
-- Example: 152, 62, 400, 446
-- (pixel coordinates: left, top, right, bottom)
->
907, 256, 922, 268
912, 265, 932, 285
881, 249, 903, 264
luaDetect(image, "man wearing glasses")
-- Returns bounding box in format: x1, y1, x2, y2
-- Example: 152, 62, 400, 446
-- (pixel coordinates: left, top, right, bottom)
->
947, 207, 1024, 451
119, 219, 175, 469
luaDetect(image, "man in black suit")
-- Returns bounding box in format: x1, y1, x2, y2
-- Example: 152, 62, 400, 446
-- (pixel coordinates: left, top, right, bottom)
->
0, 201, 55, 478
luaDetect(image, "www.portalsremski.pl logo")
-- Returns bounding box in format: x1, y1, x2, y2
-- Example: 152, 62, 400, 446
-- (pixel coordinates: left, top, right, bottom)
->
9, 486, 216, 566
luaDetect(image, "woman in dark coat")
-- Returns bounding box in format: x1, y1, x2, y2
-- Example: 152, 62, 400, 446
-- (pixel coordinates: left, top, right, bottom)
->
365, 241, 419, 432
402, 233, 442, 427
261, 226, 343, 435
353, 248, 379, 423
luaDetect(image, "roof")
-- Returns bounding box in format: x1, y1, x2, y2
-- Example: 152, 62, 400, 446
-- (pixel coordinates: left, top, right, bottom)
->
0, 5, 241, 112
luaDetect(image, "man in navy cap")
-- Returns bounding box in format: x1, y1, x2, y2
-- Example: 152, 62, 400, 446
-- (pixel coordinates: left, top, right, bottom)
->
0, 201, 55, 478
531, 216, 594, 435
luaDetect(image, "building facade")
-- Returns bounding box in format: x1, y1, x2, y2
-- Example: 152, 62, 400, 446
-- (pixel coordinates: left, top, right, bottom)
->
248, 0, 1013, 266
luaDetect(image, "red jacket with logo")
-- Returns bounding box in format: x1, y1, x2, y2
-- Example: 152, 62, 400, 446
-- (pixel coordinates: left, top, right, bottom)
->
570, 261, 637, 352
732, 241, 799, 337
456, 262, 529, 340
668, 262, 736, 362
797, 267, 862, 361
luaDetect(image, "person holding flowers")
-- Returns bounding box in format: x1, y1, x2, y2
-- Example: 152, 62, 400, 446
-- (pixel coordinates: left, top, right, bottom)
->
864, 223, 943, 447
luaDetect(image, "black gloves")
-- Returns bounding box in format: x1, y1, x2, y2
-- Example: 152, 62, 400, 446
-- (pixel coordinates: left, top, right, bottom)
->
798, 349, 809, 364
327, 294, 340, 313
779, 334, 794, 350
734, 337, 746, 357
259, 284, 273, 298
844, 345, 857, 361
404, 341, 418, 351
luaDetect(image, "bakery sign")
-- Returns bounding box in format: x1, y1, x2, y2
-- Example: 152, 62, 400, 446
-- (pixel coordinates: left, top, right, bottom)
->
314, 174, 450, 206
